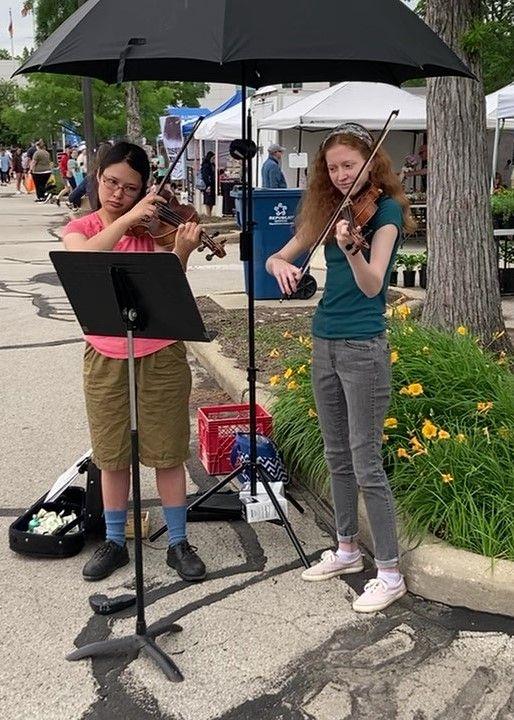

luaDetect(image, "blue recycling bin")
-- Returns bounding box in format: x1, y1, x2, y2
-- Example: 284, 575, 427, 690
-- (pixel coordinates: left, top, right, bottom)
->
232, 188, 306, 299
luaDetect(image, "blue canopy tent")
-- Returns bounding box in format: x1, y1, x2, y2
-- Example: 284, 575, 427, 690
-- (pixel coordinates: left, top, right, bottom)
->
181, 90, 243, 213
182, 90, 243, 135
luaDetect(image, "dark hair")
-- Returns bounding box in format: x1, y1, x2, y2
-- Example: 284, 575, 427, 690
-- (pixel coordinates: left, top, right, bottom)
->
204, 151, 215, 162
90, 141, 150, 210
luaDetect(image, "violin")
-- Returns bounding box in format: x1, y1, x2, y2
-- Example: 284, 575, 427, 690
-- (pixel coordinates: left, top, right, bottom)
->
132, 191, 227, 261
340, 182, 382, 255
283, 110, 399, 302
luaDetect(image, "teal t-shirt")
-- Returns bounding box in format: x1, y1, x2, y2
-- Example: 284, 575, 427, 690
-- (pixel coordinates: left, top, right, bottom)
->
312, 195, 403, 340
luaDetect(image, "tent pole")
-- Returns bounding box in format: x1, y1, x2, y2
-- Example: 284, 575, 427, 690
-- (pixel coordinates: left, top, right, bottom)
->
296, 127, 303, 187
490, 118, 503, 192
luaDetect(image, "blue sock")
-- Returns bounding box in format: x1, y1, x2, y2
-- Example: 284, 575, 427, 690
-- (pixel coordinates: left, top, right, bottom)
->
163, 505, 187, 547
104, 509, 127, 547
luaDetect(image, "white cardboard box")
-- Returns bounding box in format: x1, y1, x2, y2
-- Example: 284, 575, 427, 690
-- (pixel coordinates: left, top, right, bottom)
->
240, 493, 288, 523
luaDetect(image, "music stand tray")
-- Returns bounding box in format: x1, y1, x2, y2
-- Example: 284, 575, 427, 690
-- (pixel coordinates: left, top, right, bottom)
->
50, 250, 211, 681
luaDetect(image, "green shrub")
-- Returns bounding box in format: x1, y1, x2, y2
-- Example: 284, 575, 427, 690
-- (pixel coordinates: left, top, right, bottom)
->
491, 189, 514, 221
396, 252, 421, 271
271, 312, 514, 559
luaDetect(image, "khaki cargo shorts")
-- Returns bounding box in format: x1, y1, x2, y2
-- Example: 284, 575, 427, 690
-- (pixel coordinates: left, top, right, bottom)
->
83, 342, 191, 470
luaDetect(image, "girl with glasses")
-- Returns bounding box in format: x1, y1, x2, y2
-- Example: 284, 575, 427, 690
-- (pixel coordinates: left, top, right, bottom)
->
62, 141, 207, 584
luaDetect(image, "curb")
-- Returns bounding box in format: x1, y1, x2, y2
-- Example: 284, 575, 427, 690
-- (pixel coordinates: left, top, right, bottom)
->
187, 323, 514, 618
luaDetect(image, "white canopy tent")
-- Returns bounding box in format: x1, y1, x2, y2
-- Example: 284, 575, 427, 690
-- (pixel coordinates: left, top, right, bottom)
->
489, 83, 514, 189
258, 82, 427, 131
195, 102, 242, 140
259, 80, 513, 132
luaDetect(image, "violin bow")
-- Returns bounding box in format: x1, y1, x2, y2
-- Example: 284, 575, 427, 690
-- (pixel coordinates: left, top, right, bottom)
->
296, 109, 399, 279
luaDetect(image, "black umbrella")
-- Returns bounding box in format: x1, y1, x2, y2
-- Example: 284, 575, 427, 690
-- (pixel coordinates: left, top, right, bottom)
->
15, 0, 473, 86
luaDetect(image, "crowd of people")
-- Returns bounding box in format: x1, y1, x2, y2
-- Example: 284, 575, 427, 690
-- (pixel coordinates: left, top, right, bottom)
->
0, 139, 89, 206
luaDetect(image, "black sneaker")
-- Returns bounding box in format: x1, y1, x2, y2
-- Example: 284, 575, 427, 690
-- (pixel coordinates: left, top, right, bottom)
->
82, 540, 130, 581
167, 539, 206, 582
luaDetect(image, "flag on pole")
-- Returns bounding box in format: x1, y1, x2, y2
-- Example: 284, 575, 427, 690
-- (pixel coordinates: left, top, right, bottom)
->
8, 9, 13, 37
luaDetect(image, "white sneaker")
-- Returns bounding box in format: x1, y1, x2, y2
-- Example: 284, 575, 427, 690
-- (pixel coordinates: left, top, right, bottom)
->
301, 549, 364, 582
352, 577, 407, 613
15, 190, 21, 195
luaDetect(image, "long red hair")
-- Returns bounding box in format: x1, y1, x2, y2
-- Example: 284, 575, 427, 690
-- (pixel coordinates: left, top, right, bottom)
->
296, 132, 416, 243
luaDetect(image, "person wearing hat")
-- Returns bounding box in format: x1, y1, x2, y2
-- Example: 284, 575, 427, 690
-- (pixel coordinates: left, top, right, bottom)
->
262, 143, 287, 189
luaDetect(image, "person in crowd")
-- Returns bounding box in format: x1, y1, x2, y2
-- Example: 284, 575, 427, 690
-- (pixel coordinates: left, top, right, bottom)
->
68, 149, 84, 188
266, 122, 416, 613
59, 146, 71, 182
417, 133, 428, 191
66, 141, 114, 212
54, 147, 73, 205
398, 153, 419, 186
493, 171, 506, 194
29, 140, 53, 202
0, 146, 10, 185
200, 150, 216, 217
12, 147, 24, 194
155, 142, 168, 183
77, 145, 87, 179
61, 141, 207, 583
261, 143, 287, 189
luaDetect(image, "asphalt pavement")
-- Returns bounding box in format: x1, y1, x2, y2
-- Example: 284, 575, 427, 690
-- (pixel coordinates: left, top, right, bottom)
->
1, 187, 513, 720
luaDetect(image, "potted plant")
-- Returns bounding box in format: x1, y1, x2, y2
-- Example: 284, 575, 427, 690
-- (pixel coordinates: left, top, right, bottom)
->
491, 189, 514, 229
418, 251, 427, 289
401, 253, 419, 287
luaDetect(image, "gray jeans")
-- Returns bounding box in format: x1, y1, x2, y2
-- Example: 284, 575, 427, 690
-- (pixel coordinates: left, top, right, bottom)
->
312, 334, 399, 568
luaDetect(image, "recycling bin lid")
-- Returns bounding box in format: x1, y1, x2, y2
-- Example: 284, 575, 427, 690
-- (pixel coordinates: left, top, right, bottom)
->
230, 187, 303, 198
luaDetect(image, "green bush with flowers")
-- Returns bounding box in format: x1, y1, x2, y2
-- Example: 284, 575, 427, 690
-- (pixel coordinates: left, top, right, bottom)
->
270, 305, 514, 560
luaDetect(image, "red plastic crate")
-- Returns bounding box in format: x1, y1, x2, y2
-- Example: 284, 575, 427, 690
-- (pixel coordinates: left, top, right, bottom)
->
197, 403, 273, 475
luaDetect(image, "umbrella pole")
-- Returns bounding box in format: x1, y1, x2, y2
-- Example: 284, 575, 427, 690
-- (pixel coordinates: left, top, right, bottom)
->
187, 69, 309, 568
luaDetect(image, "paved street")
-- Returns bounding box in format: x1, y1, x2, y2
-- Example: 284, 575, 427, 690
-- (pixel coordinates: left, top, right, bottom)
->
1, 189, 513, 720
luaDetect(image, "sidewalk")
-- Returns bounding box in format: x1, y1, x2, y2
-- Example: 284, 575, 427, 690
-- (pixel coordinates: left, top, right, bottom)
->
2, 187, 514, 718
187, 288, 514, 617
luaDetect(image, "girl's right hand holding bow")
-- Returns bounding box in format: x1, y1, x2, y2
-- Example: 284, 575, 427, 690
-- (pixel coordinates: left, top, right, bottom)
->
267, 257, 303, 296
119, 192, 166, 231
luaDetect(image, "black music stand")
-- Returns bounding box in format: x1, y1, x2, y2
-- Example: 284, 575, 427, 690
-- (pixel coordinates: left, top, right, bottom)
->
50, 250, 212, 682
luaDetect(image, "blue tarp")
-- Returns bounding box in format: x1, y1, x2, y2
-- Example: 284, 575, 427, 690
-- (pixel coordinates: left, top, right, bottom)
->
164, 106, 210, 119
181, 90, 243, 136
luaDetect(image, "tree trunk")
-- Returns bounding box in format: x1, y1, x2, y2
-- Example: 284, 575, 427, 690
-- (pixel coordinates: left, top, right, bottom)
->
125, 81, 143, 145
423, 0, 510, 350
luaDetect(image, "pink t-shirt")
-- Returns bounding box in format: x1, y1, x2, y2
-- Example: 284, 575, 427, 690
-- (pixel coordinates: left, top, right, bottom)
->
62, 211, 174, 359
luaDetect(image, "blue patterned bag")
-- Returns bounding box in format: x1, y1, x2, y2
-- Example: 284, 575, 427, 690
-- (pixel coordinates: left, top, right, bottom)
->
230, 432, 289, 486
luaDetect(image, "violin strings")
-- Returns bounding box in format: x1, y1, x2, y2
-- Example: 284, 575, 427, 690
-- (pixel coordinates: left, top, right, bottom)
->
152, 206, 216, 246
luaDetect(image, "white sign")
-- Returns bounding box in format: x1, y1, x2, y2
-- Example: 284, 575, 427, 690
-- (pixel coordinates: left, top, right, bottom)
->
288, 152, 308, 169
159, 115, 184, 180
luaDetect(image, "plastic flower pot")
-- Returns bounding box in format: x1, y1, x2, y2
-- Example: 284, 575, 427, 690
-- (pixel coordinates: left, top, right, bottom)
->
403, 269, 416, 288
